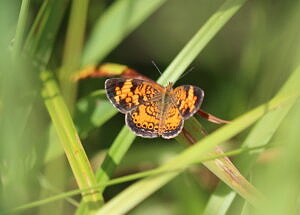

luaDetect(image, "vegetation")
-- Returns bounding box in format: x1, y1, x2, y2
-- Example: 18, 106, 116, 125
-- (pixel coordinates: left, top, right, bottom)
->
0, 0, 300, 214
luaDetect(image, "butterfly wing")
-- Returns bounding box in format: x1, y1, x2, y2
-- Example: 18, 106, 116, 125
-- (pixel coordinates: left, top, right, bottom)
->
125, 100, 162, 138
172, 85, 204, 120
105, 78, 163, 113
161, 103, 184, 139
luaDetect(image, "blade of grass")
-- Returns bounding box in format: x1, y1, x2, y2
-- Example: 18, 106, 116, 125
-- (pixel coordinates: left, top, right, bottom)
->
157, 0, 247, 85
19, 0, 104, 212
95, 74, 300, 215
41, 70, 103, 210
202, 66, 300, 215
12, 0, 40, 150
12, 0, 31, 59
20, 1, 71, 213
95, 126, 136, 189
21, 0, 76, 168
23, 0, 69, 64
81, 0, 167, 66
60, 0, 89, 108
0, 1, 41, 209
179, 117, 260, 205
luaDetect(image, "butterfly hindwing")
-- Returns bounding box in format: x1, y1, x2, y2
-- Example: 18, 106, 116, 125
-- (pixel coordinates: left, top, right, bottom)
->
172, 85, 204, 120
125, 100, 161, 138
105, 78, 163, 113
161, 103, 184, 139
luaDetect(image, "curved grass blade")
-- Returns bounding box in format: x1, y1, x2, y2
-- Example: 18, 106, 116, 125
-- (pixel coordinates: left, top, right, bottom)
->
157, 0, 247, 85
180, 117, 261, 205
203, 66, 300, 215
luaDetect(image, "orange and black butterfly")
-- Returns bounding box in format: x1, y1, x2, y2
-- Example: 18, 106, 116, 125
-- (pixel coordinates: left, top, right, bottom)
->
105, 78, 204, 139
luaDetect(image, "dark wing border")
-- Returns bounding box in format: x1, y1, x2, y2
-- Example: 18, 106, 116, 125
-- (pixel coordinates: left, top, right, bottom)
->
125, 112, 159, 138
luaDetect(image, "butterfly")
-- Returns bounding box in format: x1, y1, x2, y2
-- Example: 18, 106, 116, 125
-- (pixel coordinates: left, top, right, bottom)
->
105, 78, 204, 139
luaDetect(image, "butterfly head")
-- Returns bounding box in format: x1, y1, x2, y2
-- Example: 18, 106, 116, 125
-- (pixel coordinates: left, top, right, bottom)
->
166, 82, 174, 92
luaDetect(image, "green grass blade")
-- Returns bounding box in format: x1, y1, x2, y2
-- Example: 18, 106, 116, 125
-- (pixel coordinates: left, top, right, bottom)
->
181, 117, 260, 206
23, 0, 69, 64
60, 0, 89, 108
95, 126, 136, 189
17, 1, 75, 213
202, 66, 300, 215
75, 127, 136, 213
13, 0, 31, 59
157, 0, 246, 85
81, 0, 167, 66
40, 70, 104, 210
95, 72, 300, 215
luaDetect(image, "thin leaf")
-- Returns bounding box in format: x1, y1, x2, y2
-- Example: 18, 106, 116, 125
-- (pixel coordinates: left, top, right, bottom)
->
60, 0, 89, 108
157, 0, 247, 85
23, 0, 69, 64
13, 0, 31, 59
203, 66, 300, 215
41, 70, 103, 210
181, 117, 260, 207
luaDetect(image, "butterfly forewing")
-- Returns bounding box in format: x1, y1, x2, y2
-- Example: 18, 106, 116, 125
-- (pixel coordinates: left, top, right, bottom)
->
172, 85, 204, 120
105, 78, 163, 113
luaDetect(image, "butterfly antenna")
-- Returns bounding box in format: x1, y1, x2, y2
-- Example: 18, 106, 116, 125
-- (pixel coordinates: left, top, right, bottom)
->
151, 60, 162, 75
178, 66, 195, 80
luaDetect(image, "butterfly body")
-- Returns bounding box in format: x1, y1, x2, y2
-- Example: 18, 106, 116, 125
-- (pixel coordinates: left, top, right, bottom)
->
105, 78, 204, 139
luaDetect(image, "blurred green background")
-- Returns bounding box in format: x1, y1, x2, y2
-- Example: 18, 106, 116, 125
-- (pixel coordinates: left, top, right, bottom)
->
1, 0, 300, 214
